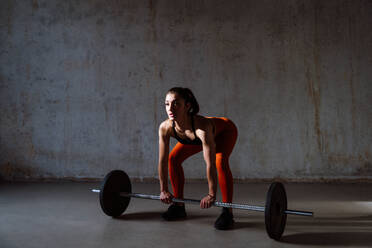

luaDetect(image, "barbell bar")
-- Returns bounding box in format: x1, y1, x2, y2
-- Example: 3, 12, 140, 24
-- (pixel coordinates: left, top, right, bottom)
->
92, 189, 313, 216
92, 170, 314, 240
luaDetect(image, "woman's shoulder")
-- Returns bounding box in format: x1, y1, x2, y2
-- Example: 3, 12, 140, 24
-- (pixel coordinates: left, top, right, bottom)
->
159, 119, 173, 135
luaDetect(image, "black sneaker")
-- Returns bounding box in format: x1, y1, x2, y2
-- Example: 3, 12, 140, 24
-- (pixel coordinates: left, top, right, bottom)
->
162, 204, 187, 221
214, 207, 234, 230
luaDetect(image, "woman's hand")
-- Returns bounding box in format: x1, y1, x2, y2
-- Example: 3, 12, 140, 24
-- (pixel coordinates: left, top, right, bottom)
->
200, 194, 216, 209
160, 191, 173, 204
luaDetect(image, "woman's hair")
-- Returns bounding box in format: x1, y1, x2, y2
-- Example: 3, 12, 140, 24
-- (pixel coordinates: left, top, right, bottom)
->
167, 87, 199, 115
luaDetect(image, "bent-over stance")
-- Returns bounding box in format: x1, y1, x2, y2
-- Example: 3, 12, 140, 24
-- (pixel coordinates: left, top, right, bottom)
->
158, 87, 238, 230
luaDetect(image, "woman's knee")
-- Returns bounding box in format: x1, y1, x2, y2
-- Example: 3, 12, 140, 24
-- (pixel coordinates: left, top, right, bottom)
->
215, 154, 230, 171
168, 153, 181, 168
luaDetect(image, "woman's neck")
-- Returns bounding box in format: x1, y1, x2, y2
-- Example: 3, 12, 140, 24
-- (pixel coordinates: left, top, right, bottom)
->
174, 114, 193, 131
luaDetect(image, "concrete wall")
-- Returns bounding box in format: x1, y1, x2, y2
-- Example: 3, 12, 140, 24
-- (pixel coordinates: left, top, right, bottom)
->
1, 0, 371, 181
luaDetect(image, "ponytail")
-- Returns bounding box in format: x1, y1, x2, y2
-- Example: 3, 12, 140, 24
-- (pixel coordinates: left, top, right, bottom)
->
167, 87, 200, 115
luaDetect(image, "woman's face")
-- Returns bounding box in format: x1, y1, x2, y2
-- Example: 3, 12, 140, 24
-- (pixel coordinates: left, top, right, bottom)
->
165, 92, 190, 120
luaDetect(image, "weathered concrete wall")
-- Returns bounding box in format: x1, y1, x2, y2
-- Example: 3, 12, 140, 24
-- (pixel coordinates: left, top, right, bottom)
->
1, 0, 371, 181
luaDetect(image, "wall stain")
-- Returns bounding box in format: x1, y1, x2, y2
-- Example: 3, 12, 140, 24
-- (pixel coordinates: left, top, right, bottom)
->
0, 162, 13, 179
306, 1, 323, 153
327, 152, 371, 177
348, 16, 357, 131
0, 161, 39, 180
159, 66, 163, 79
29, 142, 36, 158
103, 101, 109, 122
223, 93, 227, 116
64, 57, 92, 71
63, 80, 72, 177
106, 0, 132, 17
153, 93, 158, 134
328, 153, 364, 164
32, 0, 39, 11
26, 64, 30, 80
306, 67, 322, 152
256, 63, 267, 80
96, 18, 104, 25
7, 1, 13, 35
20, 92, 32, 127
148, 0, 157, 42
65, 81, 70, 113
349, 73, 356, 130
365, 151, 370, 159
148, 0, 159, 81
355, 161, 372, 175
250, 134, 268, 169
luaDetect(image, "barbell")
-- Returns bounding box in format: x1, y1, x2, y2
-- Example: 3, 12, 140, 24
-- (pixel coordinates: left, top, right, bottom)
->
92, 170, 313, 241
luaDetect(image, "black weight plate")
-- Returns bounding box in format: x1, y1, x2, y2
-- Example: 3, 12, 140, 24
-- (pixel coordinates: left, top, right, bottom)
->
265, 182, 287, 240
99, 170, 131, 217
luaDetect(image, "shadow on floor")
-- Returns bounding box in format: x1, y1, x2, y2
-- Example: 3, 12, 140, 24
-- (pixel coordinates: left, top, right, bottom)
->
116, 211, 216, 221
328, 215, 372, 221
286, 215, 372, 228
233, 221, 264, 230
116, 211, 163, 220
281, 232, 372, 246
283, 215, 372, 246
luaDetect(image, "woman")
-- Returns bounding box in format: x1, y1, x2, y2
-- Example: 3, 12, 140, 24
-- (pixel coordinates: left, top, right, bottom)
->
158, 87, 238, 230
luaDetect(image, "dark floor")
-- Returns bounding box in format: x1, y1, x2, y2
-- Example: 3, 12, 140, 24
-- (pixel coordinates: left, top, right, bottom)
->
1, 181, 372, 248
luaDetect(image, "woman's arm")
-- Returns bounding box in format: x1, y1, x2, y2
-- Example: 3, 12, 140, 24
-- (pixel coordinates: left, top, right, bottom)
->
158, 121, 172, 203
199, 120, 217, 208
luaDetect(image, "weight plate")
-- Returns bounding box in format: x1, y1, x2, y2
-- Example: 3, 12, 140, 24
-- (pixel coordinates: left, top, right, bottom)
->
99, 170, 131, 217
265, 182, 287, 240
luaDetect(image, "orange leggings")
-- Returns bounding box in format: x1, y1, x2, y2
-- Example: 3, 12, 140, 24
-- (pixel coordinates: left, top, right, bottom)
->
168, 117, 238, 203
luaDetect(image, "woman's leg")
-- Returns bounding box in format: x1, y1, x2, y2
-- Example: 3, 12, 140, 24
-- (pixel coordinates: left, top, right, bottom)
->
168, 142, 202, 198
214, 121, 238, 203
214, 122, 238, 230
215, 152, 234, 203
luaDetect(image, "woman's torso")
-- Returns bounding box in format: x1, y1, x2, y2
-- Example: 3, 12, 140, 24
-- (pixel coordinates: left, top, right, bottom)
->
169, 116, 236, 145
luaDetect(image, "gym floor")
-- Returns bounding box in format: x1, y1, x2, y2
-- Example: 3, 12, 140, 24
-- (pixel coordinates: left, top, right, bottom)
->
1, 182, 371, 248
